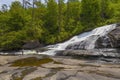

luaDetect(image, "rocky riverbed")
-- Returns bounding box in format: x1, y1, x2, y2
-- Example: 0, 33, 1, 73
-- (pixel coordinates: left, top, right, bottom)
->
0, 55, 120, 80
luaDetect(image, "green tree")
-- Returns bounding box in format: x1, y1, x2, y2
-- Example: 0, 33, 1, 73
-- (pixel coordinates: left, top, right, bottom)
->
81, 0, 101, 29
65, 0, 81, 33
100, 0, 113, 21
1, 4, 8, 12
109, 0, 120, 23
8, 1, 27, 31
45, 0, 58, 34
58, 0, 65, 32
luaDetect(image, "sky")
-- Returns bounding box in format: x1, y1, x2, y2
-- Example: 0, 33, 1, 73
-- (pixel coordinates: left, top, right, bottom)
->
0, 0, 22, 8
0, 0, 68, 7
0, 0, 46, 8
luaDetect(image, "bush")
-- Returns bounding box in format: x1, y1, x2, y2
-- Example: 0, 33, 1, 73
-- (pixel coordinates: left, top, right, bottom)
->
0, 31, 25, 50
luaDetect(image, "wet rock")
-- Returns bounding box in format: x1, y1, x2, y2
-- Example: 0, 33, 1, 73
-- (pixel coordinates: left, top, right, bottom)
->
95, 36, 115, 48
22, 40, 43, 49
108, 26, 120, 48
66, 35, 99, 50
66, 24, 120, 50
95, 25, 120, 48
56, 49, 120, 58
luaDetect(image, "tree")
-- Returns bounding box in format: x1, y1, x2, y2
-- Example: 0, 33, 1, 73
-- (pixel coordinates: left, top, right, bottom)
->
65, 0, 81, 33
69, 0, 79, 2
81, 0, 101, 29
45, 0, 58, 34
58, 0, 65, 32
100, 0, 111, 20
109, 0, 120, 23
23, 0, 25, 8
8, 1, 27, 31
1, 4, 8, 12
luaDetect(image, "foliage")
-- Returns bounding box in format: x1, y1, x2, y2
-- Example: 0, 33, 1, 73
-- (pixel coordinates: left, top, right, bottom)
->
0, 0, 119, 50
0, 31, 25, 50
81, 0, 101, 28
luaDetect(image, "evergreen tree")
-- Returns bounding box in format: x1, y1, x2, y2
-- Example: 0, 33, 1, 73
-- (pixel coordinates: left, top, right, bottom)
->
81, 0, 101, 28
100, 0, 111, 20
45, 0, 58, 34
8, 1, 27, 31
65, 0, 81, 33
1, 4, 8, 12
58, 0, 65, 32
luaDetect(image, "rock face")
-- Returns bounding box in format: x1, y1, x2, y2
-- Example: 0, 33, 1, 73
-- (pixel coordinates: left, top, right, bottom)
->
95, 26, 120, 48
108, 26, 120, 48
66, 35, 99, 50
66, 24, 120, 50
22, 40, 42, 49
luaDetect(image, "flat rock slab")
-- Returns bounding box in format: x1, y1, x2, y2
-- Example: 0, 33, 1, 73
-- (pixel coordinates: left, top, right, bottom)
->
0, 55, 119, 80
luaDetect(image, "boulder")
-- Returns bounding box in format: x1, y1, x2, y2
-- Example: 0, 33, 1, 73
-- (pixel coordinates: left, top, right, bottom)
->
22, 40, 42, 49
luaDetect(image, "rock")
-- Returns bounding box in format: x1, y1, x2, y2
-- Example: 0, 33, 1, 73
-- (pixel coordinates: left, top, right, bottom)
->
95, 25, 120, 48
94, 25, 120, 48
56, 49, 120, 58
22, 40, 43, 49
108, 26, 120, 48
66, 24, 120, 50
66, 35, 99, 50
95, 35, 115, 48
36, 47, 50, 52
0, 55, 120, 80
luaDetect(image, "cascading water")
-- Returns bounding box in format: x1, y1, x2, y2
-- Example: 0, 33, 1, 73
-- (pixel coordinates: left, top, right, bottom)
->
39, 24, 117, 55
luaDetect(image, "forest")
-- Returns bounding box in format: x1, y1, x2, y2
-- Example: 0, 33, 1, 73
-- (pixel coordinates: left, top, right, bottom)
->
0, 0, 120, 50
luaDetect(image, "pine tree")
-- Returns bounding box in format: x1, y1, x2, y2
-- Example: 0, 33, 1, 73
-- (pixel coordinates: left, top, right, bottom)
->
45, 0, 58, 34
8, 1, 26, 31
81, 0, 101, 28
101, 0, 110, 19
58, 0, 65, 32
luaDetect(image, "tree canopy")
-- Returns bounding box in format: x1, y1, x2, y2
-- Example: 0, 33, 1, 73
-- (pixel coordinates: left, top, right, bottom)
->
0, 0, 119, 50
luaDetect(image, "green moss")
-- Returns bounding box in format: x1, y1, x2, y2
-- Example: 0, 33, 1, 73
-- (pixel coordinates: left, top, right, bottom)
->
11, 57, 62, 67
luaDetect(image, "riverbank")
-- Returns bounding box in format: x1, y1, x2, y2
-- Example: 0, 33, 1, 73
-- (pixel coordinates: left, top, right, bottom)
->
0, 55, 120, 80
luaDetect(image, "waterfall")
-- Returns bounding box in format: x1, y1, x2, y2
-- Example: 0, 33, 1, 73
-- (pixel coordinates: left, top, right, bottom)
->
39, 24, 117, 55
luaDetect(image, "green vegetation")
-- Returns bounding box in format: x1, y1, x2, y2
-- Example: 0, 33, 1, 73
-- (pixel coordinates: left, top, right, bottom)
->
0, 0, 120, 50
11, 57, 61, 67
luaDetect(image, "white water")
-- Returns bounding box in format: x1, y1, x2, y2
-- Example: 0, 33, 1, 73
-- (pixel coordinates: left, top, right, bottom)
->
39, 24, 117, 55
